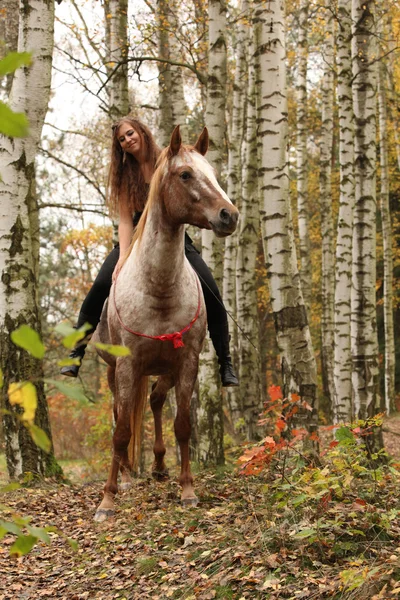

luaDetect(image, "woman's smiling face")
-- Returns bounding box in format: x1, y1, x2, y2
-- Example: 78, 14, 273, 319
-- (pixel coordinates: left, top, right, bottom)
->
118, 122, 141, 157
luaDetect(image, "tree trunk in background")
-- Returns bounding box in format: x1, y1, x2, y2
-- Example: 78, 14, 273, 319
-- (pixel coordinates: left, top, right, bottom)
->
256, 0, 318, 434
105, 0, 130, 119
333, 0, 355, 423
235, 1, 262, 440
197, 0, 227, 465
0, 0, 61, 480
223, 0, 248, 437
351, 0, 381, 437
169, 0, 189, 141
295, 0, 312, 312
385, 13, 400, 172
156, 0, 174, 146
319, 3, 335, 414
378, 57, 395, 415
0, 0, 19, 96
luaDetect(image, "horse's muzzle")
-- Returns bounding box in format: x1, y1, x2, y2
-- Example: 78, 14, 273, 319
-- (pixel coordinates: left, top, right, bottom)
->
210, 207, 239, 237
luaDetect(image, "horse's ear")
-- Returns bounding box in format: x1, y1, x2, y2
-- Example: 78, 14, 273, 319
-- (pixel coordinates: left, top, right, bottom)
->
194, 127, 209, 156
168, 125, 182, 157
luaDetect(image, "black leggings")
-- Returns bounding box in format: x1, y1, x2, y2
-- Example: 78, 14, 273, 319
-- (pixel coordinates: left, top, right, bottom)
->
78, 235, 228, 338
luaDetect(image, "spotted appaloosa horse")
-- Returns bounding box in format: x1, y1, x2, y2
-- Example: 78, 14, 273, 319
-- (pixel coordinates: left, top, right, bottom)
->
93, 126, 239, 521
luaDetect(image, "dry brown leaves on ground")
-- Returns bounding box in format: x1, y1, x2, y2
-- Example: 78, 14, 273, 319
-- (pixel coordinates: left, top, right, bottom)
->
0, 465, 400, 600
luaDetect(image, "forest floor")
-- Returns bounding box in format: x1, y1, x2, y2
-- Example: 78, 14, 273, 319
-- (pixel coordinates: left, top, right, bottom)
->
0, 416, 399, 600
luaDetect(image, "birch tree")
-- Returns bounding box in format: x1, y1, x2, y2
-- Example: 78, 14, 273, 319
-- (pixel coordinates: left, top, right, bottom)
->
378, 56, 395, 414
156, 0, 174, 146
197, 0, 227, 464
351, 0, 380, 425
235, 2, 262, 439
223, 0, 248, 434
104, 0, 130, 119
0, 0, 19, 96
295, 0, 312, 311
319, 3, 335, 410
333, 0, 355, 422
256, 0, 318, 432
0, 0, 60, 479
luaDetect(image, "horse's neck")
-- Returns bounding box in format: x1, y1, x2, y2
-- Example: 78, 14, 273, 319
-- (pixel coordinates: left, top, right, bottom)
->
127, 202, 186, 291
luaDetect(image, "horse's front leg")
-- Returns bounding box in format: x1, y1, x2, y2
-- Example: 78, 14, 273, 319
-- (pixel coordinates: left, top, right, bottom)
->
174, 360, 199, 506
95, 359, 138, 521
108, 364, 133, 491
150, 375, 174, 480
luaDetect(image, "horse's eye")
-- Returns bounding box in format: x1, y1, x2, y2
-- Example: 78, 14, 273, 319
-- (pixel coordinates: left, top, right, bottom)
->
180, 171, 191, 181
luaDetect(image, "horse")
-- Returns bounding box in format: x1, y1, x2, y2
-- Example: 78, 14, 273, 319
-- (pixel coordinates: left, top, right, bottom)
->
93, 126, 239, 522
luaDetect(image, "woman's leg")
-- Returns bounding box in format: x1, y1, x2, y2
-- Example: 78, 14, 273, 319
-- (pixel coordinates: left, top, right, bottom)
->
61, 246, 120, 377
184, 238, 238, 387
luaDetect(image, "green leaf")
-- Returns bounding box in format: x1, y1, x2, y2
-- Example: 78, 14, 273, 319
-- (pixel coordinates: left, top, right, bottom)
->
10, 325, 45, 359
45, 379, 90, 403
293, 528, 317, 539
67, 538, 78, 551
0, 482, 20, 493
55, 322, 92, 349
291, 494, 308, 507
0, 520, 23, 536
95, 343, 131, 357
27, 424, 51, 453
0, 101, 29, 137
0, 52, 32, 76
26, 525, 50, 544
57, 358, 81, 367
335, 426, 355, 444
10, 534, 37, 557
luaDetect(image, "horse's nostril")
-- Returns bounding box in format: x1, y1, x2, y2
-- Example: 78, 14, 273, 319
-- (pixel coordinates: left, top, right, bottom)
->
220, 208, 231, 223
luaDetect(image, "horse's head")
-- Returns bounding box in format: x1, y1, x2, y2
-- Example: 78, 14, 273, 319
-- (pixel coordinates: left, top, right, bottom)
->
161, 126, 239, 237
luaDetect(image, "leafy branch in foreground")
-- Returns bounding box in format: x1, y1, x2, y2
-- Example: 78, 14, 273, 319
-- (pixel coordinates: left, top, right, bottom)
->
0, 52, 32, 137
1, 323, 130, 556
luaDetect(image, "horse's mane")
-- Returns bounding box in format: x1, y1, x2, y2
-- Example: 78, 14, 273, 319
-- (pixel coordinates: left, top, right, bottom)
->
120, 144, 195, 266
119, 148, 169, 266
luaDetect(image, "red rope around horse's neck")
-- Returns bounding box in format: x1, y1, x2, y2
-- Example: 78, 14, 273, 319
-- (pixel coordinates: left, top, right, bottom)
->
112, 271, 202, 349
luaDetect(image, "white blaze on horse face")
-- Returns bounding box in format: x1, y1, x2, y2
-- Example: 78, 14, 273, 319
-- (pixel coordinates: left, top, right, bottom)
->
171, 151, 232, 204
191, 153, 232, 204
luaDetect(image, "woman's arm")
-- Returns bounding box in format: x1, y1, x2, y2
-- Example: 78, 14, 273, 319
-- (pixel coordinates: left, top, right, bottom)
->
112, 197, 134, 281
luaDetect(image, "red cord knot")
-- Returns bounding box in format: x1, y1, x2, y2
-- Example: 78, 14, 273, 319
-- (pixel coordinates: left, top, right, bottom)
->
160, 333, 185, 349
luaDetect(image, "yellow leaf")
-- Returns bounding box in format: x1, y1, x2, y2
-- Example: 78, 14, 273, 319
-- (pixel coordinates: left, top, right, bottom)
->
106, 13, 112, 18
8, 382, 37, 423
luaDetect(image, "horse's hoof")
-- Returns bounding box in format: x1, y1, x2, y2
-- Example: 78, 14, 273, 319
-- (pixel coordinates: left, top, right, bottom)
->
120, 481, 132, 492
152, 469, 169, 482
94, 508, 115, 522
181, 497, 199, 507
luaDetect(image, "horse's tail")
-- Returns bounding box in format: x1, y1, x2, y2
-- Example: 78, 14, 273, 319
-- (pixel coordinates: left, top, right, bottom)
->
128, 376, 149, 471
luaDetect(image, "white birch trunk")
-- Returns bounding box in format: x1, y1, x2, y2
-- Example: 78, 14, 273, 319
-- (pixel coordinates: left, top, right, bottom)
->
169, 0, 189, 141
0, 0, 59, 479
351, 0, 380, 421
0, 0, 20, 96
256, 0, 318, 431
223, 0, 248, 434
156, 0, 174, 146
107, 0, 130, 119
333, 0, 355, 422
235, 5, 262, 440
295, 0, 312, 311
378, 60, 395, 415
197, 0, 227, 464
319, 4, 335, 411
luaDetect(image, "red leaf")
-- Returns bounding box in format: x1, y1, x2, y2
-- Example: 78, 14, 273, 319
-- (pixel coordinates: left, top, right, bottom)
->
269, 385, 283, 401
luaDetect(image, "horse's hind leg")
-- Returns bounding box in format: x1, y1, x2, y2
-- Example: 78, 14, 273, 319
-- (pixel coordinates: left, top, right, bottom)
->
174, 362, 199, 507
150, 375, 174, 481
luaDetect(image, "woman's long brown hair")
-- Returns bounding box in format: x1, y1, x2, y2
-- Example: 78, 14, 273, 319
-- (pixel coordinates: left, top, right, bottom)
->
107, 117, 161, 217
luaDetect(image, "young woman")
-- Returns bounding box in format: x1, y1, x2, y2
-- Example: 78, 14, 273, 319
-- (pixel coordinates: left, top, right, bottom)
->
61, 117, 238, 387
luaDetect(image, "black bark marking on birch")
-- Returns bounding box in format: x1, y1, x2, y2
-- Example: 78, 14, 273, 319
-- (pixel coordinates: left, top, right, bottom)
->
9, 215, 25, 258
274, 305, 308, 332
